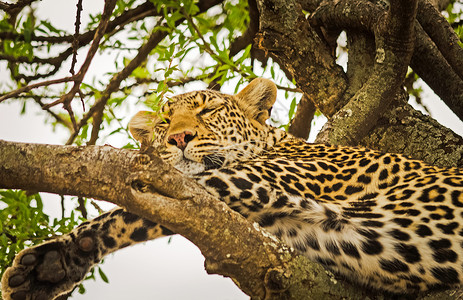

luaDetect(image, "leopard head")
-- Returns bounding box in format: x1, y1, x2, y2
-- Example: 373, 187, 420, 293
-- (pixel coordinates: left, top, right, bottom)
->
129, 78, 277, 175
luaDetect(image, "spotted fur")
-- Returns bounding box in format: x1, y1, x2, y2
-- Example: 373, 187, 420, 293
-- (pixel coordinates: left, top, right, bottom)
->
3, 78, 463, 299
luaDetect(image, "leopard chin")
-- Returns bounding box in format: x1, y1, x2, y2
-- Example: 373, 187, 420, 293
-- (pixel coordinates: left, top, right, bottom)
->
173, 158, 207, 175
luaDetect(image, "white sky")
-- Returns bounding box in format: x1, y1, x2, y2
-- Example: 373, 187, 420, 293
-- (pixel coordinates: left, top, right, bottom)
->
0, 1, 462, 299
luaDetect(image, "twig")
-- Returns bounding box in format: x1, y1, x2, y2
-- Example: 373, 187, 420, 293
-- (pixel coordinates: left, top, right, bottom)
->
32, 96, 73, 129
43, 0, 118, 111
70, 0, 84, 75
87, 106, 104, 146
0, 76, 74, 103
77, 197, 88, 219
65, 27, 169, 145
0, 2, 156, 44
183, 10, 249, 77
90, 200, 104, 214
0, 0, 36, 12
3, 1, 158, 83
60, 195, 65, 219
65, 0, 224, 145
63, 101, 78, 132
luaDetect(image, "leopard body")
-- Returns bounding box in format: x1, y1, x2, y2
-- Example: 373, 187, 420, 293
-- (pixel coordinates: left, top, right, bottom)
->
3, 78, 463, 299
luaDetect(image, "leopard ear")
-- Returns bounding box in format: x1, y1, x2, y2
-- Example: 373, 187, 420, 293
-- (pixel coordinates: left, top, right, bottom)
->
235, 78, 277, 125
129, 111, 158, 145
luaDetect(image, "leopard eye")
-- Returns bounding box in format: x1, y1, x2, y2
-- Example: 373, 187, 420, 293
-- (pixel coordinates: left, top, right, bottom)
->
199, 107, 217, 116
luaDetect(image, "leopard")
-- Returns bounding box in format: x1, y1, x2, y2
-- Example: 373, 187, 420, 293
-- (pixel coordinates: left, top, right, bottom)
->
3, 78, 463, 300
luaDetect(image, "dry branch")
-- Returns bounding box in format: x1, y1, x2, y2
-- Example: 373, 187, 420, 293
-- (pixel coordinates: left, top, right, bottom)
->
1, 1, 160, 82
0, 77, 74, 103
43, 0, 118, 110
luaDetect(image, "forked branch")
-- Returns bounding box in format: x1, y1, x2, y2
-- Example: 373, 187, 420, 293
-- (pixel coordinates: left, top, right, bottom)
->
313, 0, 418, 145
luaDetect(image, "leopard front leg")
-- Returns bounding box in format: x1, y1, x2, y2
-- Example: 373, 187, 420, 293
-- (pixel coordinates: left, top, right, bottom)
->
1, 208, 173, 300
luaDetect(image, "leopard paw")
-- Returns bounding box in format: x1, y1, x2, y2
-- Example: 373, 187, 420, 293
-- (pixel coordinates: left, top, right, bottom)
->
1, 233, 100, 300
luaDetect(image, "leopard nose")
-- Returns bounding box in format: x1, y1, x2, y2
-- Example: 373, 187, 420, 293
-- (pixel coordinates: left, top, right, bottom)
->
167, 131, 195, 150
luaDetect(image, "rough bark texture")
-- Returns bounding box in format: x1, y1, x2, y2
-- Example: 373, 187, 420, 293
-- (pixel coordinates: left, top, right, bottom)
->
256, 0, 348, 117
288, 94, 316, 140
309, 0, 418, 145
362, 101, 463, 169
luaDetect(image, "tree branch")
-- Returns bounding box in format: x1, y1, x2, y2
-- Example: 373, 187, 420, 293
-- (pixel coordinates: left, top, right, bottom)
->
69, 0, 84, 75
2, 1, 160, 83
65, 0, 224, 145
0, 0, 36, 12
288, 94, 316, 140
0, 0, 117, 105
363, 100, 463, 168
309, 0, 463, 122
417, 0, 463, 81
313, 0, 418, 145
1, 139, 462, 298
255, 0, 348, 117
43, 0, 117, 110
0, 76, 74, 103
411, 22, 463, 121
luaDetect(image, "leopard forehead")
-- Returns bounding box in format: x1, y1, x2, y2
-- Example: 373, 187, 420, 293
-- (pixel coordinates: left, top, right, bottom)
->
166, 90, 231, 110
153, 89, 260, 139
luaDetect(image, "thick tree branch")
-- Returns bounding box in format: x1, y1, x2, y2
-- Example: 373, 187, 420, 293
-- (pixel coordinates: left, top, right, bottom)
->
362, 101, 463, 168
256, 0, 348, 117
417, 0, 463, 81
313, 0, 418, 145
288, 94, 316, 140
1, 140, 462, 298
309, 0, 463, 122
411, 22, 463, 121
316, 90, 463, 168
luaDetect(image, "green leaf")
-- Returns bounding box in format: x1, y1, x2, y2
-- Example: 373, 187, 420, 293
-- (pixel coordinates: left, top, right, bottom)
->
288, 97, 297, 120
98, 267, 109, 283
